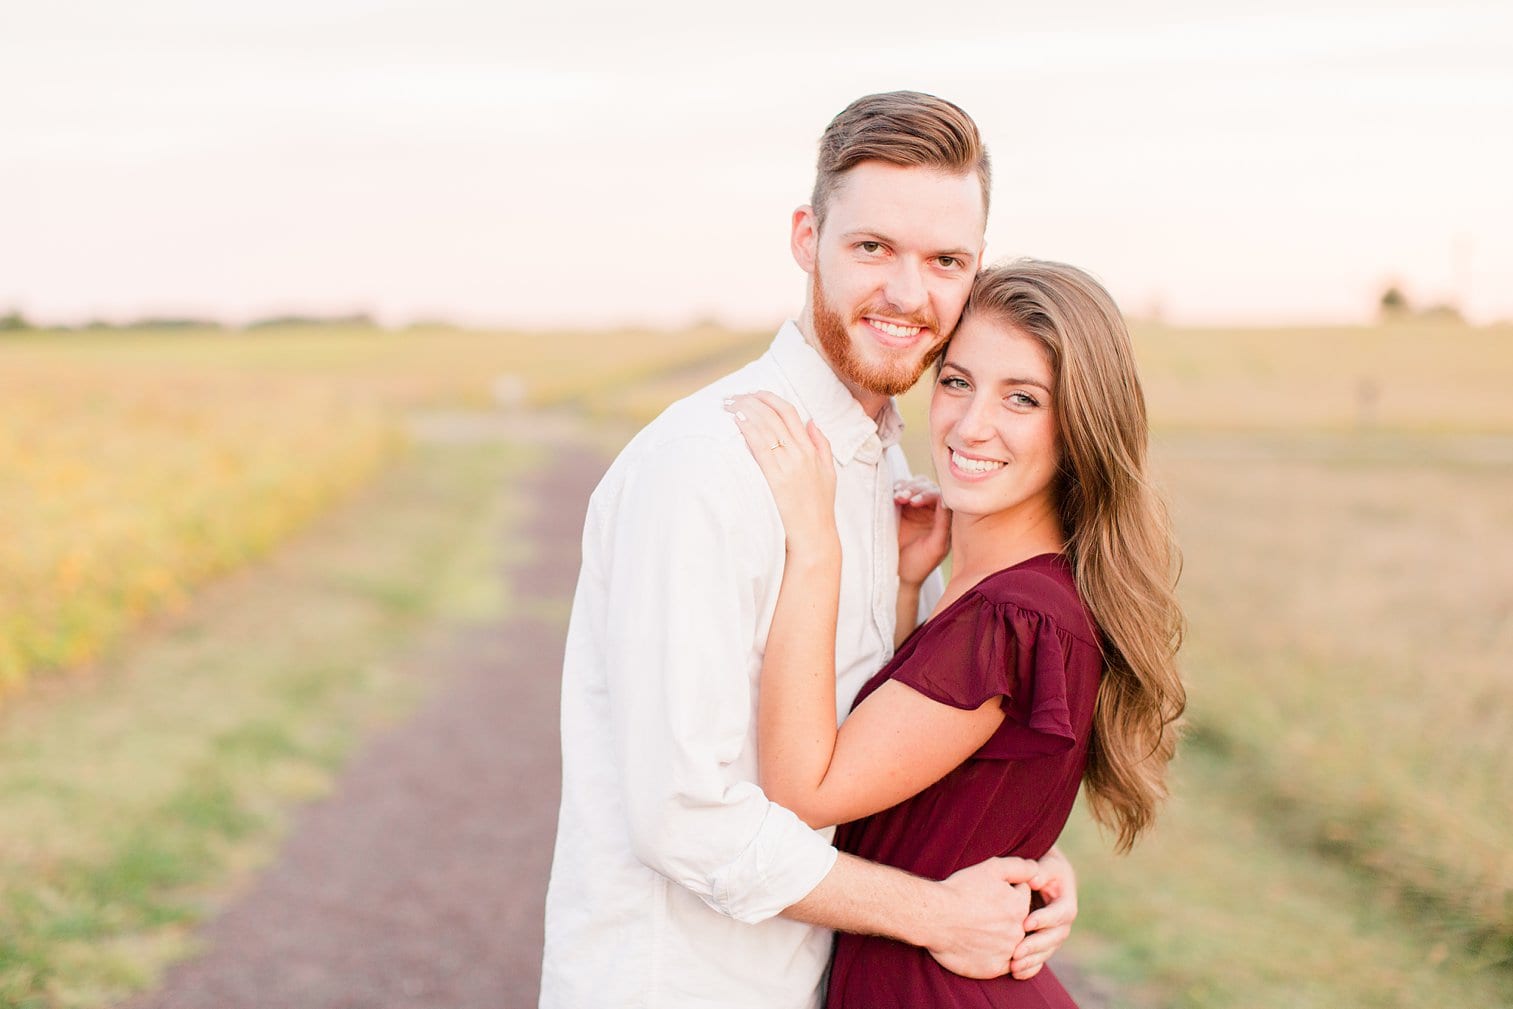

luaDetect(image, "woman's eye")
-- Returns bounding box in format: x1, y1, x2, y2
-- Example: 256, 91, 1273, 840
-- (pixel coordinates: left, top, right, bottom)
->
940, 375, 968, 390
1008, 392, 1041, 408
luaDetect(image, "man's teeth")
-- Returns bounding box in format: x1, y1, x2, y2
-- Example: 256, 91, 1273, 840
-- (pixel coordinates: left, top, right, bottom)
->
952, 451, 1005, 474
871, 320, 921, 339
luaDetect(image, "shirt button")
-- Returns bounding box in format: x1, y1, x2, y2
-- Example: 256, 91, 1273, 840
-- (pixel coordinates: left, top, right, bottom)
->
856, 435, 882, 464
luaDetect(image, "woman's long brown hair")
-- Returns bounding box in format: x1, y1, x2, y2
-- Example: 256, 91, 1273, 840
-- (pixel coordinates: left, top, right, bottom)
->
966, 260, 1186, 852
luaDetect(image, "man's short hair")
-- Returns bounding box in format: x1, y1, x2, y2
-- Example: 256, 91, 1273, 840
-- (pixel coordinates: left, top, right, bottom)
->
811, 91, 991, 229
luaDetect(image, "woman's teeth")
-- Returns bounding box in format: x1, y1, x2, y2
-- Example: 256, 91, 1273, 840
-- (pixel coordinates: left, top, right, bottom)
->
952, 451, 1005, 474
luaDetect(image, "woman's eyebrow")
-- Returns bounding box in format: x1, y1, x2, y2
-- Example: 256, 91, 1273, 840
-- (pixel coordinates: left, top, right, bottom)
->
940, 360, 1051, 393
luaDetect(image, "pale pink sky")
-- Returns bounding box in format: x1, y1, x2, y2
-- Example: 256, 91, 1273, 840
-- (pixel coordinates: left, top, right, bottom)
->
4, 1, 1511, 328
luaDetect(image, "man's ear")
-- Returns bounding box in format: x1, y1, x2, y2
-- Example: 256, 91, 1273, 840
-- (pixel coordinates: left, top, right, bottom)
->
790, 205, 819, 274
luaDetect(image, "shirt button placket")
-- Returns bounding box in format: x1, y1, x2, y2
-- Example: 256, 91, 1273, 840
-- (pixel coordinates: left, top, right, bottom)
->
856, 434, 894, 660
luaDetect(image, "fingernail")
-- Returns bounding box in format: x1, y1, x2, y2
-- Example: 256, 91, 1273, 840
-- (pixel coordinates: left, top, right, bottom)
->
735, 410, 747, 421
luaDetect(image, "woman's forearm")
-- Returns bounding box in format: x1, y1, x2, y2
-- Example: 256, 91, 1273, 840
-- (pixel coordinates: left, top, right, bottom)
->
758, 539, 843, 816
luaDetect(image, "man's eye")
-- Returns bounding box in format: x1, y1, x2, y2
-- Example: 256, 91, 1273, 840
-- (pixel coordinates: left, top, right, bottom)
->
939, 256, 960, 269
859, 241, 883, 254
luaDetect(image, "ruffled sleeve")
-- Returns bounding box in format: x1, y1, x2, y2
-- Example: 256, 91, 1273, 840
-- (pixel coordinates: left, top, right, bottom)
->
888, 591, 1078, 761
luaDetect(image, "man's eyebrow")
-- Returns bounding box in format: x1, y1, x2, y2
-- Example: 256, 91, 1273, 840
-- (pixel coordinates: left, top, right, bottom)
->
940, 360, 1052, 393
840, 230, 975, 258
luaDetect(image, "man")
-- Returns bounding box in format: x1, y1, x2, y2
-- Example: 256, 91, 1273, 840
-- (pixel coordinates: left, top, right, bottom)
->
541, 91, 1078, 1009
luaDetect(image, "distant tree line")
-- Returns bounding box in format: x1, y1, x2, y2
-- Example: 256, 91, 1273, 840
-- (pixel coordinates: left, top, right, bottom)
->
1378, 285, 1464, 323
0, 310, 399, 333
243, 313, 377, 329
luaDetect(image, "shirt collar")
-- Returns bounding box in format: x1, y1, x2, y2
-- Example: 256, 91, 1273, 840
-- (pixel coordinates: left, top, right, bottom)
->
768, 320, 905, 465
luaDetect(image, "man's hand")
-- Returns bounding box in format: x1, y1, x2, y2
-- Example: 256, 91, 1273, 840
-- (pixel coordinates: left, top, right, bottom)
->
923, 857, 1035, 979
1010, 845, 1079, 980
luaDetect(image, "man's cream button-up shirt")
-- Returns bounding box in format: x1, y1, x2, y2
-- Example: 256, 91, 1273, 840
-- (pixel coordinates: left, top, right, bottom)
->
540, 322, 938, 1009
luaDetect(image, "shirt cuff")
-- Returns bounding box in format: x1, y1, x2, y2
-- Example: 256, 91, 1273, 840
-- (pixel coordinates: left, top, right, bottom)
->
706, 801, 839, 924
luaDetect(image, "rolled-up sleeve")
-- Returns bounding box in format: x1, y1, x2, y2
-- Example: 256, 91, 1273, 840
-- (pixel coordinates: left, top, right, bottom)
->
600, 433, 836, 924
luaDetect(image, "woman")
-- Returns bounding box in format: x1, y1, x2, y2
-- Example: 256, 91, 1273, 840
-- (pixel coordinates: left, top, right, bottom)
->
724, 260, 1185, 1007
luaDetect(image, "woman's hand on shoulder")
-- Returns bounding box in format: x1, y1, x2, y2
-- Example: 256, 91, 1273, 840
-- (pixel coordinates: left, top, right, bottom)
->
725, 391, 837, 556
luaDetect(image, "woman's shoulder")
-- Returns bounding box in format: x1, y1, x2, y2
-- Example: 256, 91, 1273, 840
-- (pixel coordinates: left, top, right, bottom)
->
890, 554, 1096, 757
967, 554, 1100, 650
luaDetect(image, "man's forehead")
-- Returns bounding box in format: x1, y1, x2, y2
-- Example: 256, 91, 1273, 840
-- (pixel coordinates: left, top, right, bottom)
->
825, 161, 987, 250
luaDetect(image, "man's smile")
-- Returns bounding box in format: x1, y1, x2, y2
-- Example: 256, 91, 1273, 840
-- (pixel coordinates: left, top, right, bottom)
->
862, 316, 928, 347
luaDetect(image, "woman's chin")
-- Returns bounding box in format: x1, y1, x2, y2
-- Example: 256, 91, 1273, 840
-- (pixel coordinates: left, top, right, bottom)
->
938, 488, 976, 515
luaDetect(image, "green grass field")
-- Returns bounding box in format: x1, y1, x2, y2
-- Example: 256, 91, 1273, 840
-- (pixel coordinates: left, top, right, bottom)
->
1046, 439, 1513, 1008
2, 318, 1509, 1007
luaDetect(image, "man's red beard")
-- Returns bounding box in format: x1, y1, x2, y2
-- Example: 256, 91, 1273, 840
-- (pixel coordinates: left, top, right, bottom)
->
811, 264, 949, 398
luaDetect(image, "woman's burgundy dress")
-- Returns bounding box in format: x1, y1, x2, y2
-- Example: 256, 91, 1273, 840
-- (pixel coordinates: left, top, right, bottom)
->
828, 553, 1103, 1009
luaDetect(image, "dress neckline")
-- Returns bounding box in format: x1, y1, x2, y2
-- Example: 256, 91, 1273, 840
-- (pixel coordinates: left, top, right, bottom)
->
905, 552, 1067, 648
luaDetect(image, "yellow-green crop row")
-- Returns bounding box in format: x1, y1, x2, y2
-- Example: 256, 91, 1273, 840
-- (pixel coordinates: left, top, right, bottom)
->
0, 364, 396, 696
0, 323, 768, 700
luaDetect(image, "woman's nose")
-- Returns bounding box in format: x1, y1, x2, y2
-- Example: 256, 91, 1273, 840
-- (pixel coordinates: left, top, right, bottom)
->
953, 395, 995, 443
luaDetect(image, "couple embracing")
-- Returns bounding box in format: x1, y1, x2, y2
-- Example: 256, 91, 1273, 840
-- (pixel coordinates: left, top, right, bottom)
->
541, 91, 1185, 1009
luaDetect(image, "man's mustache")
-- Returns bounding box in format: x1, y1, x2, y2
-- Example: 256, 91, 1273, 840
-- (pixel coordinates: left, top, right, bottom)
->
851, 303, 938, 331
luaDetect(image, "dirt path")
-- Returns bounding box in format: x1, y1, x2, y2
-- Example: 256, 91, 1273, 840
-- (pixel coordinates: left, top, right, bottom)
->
117, 419, 1111, 1009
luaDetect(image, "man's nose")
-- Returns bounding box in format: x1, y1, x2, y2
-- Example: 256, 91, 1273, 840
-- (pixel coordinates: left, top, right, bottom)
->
882, 259, 928, 316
